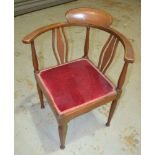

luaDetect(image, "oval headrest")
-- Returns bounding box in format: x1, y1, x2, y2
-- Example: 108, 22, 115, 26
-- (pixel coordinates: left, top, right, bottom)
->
65, 8, 113, 27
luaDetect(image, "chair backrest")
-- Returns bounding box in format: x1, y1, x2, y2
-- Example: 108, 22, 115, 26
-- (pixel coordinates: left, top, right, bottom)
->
22, 8, 134, 90
65, 7, 113, 27
49, 8, 121, 73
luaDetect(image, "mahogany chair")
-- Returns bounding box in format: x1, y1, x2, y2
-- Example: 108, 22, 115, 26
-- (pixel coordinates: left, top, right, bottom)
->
22, 8, 134, 149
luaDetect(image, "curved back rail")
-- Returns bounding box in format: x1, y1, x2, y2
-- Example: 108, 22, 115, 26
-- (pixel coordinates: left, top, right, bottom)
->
22, 24, 134, 61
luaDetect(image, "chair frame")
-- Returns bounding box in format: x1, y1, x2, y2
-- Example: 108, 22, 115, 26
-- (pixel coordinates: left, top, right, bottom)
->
22, 8, 134, 149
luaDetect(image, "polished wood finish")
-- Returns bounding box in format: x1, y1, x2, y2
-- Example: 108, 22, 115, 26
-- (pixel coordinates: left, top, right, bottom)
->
84, 27, 90, 58
98, 35, 119, 73
98, 34, 112, 69
31, 41, 39, 72
117, 62, 129, 90
106, 62, 129, 126
105, 27, 134, 63
56, 28, 65, 64
65, 7, 112, 27
106, 99, 118, 126
36, 83, 44, 108
22, 23, 134, 63
52, 27, 69, 64
52, 29, 61, 65
58, 123, 68, 149
62, 27, 69, 62
22, 8, 134, 149
22, 23, 66, 44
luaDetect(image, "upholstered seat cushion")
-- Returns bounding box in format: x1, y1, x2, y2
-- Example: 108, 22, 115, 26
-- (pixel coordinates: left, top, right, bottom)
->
36, 59, 116, 113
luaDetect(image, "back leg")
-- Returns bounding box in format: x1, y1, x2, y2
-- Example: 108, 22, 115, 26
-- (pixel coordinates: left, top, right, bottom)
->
36, 84, 44, 108
58, 123, 68, 149
106, 99, 118, 126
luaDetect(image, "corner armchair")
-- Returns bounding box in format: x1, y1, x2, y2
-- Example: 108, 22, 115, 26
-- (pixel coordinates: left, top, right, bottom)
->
22, 8, 134, 149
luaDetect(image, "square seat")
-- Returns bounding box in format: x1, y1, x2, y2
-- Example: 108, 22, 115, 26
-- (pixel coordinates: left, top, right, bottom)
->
36, 59, 116, 114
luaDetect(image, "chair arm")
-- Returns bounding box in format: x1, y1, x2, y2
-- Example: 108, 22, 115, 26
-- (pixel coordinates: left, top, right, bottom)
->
22, 23, 67, 44
105, 27, 134, 63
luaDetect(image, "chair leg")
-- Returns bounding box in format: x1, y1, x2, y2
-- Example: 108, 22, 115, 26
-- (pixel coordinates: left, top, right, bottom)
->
58, 123, 68, 149
106, 99, 118, 127
36, 84, 44, 109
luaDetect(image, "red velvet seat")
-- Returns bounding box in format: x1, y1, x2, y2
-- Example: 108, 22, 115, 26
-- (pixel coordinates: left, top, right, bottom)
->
36, 59, 116, 114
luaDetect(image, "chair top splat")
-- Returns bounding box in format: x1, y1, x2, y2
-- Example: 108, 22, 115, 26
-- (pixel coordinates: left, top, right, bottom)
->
65, 7, 113, 27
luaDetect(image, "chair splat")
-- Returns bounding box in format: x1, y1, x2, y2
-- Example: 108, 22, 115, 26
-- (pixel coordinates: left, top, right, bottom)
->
98, 34, 119, 73
62, 27, 69, 62
52, 27, 68, 65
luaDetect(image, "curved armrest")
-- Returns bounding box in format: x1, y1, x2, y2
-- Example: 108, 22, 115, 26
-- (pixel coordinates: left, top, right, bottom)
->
22, 22, 134, 63
105, 27, 134, 63
22, 23, 67, 44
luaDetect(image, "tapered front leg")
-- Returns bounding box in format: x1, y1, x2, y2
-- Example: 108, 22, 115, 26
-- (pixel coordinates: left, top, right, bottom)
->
106, 99, 118, 127
36, 84, 44, 109
58, 123, 68, 149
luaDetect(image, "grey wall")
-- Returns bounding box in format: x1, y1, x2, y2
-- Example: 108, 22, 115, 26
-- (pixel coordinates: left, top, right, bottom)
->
15, 0, 77, 16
